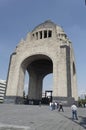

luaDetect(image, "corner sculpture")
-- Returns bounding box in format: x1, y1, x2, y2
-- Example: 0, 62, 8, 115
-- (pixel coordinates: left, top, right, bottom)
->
5, 20, 78, 105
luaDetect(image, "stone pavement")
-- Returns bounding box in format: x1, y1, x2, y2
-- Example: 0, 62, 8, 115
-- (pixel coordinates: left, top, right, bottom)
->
0, 104, 86, 130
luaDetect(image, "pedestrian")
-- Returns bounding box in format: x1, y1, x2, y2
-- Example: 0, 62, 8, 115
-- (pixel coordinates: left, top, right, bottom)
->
71, 103, 78, 120
58, 102, 64, 112
49, 102, 52, 110
52, 102, 55, 110
55, 101, 57, 109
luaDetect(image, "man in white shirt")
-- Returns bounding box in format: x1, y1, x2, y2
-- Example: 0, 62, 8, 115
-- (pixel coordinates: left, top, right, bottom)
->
71, 103, 78, 120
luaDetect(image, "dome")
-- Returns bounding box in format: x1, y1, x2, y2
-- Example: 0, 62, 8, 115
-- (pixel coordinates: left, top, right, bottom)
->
30, 20, 67, 41
32, 20, 56, 32
32, 20, 64, 34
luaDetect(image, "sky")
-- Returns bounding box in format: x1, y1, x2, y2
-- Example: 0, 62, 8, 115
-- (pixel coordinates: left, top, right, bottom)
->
0, 0, 86, 96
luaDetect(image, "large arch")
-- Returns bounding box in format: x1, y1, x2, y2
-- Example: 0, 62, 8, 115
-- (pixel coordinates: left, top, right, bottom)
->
20, 54, 53, 102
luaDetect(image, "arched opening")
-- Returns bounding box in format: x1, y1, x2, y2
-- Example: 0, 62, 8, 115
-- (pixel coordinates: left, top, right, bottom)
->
42, 74, 53, 104
21, 54, 53, 104
43, 74, 53, 93
24, 71, 29, 96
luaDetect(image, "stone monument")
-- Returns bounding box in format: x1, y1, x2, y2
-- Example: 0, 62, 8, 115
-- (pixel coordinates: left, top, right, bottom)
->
5, 20, 78, 105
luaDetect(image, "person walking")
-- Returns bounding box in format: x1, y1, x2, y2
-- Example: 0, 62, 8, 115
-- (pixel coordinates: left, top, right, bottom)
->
71, 103, 78, 120
58, 102, 64, 112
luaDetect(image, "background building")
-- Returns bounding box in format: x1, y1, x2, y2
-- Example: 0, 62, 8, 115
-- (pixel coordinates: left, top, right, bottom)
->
79, 92, 86, 99
0, 80, 6, 103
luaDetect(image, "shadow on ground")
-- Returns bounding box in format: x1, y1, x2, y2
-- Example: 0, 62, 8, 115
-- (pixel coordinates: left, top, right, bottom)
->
62, 114, 86, 129
78, 116, 86, 129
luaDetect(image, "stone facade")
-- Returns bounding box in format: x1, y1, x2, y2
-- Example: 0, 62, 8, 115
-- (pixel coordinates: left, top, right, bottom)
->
5, 20, 78, 105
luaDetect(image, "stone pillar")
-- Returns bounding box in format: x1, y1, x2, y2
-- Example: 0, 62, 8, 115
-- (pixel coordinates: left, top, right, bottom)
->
28, 68, 43, 100
52, 45, 74, 105
53, 46, 67, 97
16, 66, 25, 103
4, 52, 19, 103
66, 46, 72, 97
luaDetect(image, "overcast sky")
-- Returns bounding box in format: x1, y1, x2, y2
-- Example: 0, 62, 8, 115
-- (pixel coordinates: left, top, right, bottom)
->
0, 0, 86, 95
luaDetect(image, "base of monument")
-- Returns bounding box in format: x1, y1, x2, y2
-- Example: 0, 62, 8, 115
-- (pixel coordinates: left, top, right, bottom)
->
4, 96, 23, 104
4, 96, 41, 105
25, 99, 41, 105
52, 96, 76, 106
4, 96, 77, 106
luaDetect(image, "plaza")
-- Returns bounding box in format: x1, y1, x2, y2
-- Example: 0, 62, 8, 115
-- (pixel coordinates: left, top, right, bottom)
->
0, 104, 86, 130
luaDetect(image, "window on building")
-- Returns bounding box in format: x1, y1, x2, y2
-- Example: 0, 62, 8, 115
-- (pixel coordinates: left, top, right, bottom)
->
44, 30, 47, 38
32, 30, 52, 40
48, 30, 52, 37
39, 31, 42, 39
32, 34, 34, 39
36, 32, 38, 40
64, 34, 67, 39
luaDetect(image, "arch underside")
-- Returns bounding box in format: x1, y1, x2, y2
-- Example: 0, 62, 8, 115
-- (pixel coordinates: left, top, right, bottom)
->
21, 55, 53, 101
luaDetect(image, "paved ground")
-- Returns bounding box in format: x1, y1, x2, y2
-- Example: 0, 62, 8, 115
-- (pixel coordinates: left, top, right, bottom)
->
0, 104, 86, 130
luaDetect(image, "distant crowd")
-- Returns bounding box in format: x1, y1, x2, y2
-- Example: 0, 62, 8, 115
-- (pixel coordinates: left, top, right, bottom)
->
49, 101, 64, 112
49, 101, 79, 120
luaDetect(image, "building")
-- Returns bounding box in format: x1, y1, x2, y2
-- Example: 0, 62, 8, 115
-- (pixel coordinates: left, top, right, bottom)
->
79, 92, 86, 99
0, 80, 6, 103
5, 20, 78, 105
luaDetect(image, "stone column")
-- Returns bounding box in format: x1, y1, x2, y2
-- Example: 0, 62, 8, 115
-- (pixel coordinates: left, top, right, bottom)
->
4, 53, 21, 103
28, 68, 43, 100
16, 66, 25, 103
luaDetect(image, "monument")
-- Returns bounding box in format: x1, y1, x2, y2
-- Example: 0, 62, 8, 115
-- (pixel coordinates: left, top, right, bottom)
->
5, 20, 78, 105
